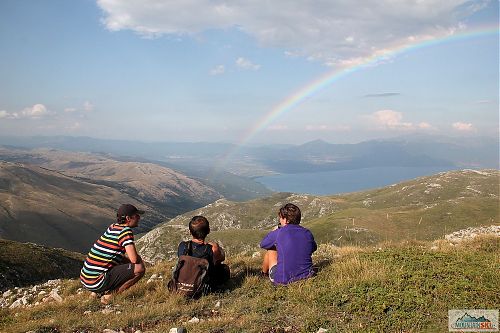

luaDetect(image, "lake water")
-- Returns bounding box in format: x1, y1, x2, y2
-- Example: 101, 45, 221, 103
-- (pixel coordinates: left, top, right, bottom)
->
256, 166, 458, 195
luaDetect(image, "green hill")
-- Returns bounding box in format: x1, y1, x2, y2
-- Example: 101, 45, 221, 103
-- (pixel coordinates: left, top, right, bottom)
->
137, 169, 499, 262
1, 236, 498, 332
0, 239, 84, 291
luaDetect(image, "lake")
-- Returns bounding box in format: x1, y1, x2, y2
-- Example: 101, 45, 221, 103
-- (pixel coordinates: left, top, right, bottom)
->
256, 166, 459, 195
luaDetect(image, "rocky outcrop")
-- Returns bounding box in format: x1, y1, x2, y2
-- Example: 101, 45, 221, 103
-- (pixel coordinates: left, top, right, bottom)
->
444, 225, 500, 243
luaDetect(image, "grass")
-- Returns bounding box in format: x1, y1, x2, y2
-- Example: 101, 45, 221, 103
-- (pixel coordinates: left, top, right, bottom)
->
138, 169, 499, 262
2, 236, 498, 333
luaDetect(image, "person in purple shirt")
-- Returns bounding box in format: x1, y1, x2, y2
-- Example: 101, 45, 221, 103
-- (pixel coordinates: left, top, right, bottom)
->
260, 203, 317, 285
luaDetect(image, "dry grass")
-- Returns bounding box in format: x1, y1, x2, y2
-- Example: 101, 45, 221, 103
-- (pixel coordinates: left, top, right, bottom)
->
2, 237, 498, 333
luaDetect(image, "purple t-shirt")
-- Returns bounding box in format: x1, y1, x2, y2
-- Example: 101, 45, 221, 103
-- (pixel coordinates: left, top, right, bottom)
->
260, 224, 317, 285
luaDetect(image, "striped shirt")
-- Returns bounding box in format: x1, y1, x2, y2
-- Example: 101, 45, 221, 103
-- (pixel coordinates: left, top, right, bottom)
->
80, 223, 135, 290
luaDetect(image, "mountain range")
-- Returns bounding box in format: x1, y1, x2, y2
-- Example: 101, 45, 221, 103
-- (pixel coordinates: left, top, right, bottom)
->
0, 134, 497, 177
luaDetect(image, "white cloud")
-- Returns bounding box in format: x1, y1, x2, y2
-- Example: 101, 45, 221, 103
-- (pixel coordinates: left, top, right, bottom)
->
64, 107, 77, 113
417, 122, 433, 129
371, 110, 413, 129
0, 111, 7, 119
22, 104, 49, 118
236, 57, 260, 70
210, 64, 225, 75
96, 0, 486, 66
83, 101, 94, 112
452, 122, 474, 131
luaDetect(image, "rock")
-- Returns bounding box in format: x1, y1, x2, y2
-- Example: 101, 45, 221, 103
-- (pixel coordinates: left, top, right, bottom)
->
84, 311, 92, 315
38, 291, 47, 295
215, 301, 221, 308
317, 329, 328, 333
3, 290, 12, 297
188, 317, 200, 323
169, 328, 187, 333
103, 330, 119, 333
134, 331, 142, 333
9, 299, 22, 309
252, 251, 261, 258
102, 308, 114, 314
50, 289, 63, 303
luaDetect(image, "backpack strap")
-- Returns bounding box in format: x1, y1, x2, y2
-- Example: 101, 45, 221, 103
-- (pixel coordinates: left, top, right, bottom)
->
183, 241, 193, 256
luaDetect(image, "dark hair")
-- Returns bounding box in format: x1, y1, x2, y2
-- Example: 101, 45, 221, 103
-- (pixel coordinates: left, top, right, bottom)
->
279, 203, 301, 225
189, 216, 210, 240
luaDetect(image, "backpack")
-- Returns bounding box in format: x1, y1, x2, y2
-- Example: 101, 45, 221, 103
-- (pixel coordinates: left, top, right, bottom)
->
167, 241, 210, 298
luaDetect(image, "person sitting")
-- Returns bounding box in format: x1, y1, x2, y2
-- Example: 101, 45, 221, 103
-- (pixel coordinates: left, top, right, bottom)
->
176, 215, 230, 291
80, 204, 146, 304
260, 203, 317, 285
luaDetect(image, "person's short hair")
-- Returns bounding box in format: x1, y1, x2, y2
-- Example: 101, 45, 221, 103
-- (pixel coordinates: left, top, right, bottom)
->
189, 216, 210, 240
279, 203, 301, 225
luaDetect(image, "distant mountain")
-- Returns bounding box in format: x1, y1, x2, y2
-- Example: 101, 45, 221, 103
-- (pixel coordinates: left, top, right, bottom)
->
0, 239, 84, 291
0, 135, 497, 178
137, 169, 499, 263
0, 137, 273, 201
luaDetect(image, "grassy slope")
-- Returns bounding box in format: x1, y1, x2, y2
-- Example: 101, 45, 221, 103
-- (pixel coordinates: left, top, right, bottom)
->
2, 237, 498, 333
0, 239, 84, 291
137, 169, 499, 261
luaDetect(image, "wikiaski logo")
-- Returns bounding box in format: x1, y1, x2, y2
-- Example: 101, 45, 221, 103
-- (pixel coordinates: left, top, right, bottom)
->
449, 310, 499, 332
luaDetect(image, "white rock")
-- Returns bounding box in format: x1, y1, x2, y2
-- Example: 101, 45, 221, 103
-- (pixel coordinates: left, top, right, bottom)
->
317, 328, 328, 333
102, 308, 114, 314
20, 296, 29, 305
188, 316, 200, 323
215, 301, 221, 308
134, 331, 142, 333
38, 291, 47, 295
252, 251, 261, 258
9, 299, 22, 309
102, 330, 119, 333
169, 328, 187, 333
3, 290, 12, 297
50, 289, 63, 303
84, 311, 92, 315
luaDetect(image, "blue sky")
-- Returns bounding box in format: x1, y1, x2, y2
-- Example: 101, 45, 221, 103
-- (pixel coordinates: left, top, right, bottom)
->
0, 0, 498, 144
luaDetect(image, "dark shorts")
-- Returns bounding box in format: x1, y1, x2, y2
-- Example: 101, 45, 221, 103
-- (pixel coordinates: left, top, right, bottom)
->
95, 263, 135, 293
269, 265, 277, 283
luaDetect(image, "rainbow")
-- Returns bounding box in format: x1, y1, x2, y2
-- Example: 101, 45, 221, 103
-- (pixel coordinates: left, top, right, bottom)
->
215, 25, 499, 170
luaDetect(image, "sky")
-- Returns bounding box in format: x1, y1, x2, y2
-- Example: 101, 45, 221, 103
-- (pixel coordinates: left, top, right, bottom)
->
0, 0, 498, 145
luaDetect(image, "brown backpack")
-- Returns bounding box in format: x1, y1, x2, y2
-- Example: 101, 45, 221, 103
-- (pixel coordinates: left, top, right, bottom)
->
167, 241, 210, 298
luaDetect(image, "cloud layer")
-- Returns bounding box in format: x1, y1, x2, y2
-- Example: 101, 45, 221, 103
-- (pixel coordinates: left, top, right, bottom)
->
97, 0, 487, 66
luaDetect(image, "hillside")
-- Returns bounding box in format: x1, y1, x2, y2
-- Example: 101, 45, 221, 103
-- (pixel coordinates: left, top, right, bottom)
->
137, 169, 499, 263
1, 236, 498, 332
0, 161, 162, 252
0, 147, 222, 217
0, 239, 84, 291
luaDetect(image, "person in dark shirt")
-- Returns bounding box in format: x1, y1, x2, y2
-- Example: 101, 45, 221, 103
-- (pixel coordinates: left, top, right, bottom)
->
176, 216, 230, 289
260, 203, 317, 285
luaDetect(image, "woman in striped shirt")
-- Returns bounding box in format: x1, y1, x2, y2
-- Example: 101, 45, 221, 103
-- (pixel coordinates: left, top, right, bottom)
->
80, 204, 146, 304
